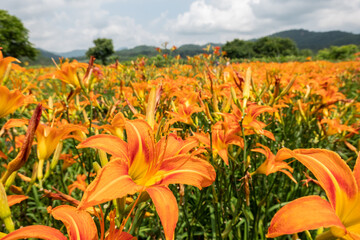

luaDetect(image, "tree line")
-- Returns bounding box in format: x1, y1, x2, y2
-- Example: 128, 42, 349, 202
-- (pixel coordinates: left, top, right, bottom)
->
222, 37, 360, 61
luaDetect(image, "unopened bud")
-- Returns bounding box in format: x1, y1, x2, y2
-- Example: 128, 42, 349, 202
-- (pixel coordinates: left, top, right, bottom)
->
0, 182, 14, 232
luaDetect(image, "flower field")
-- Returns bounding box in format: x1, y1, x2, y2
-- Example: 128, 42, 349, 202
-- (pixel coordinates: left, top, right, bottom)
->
0, 48, 359, 239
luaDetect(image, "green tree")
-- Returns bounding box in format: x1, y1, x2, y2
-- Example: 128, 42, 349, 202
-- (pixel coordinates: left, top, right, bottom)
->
299, 48, 314, 57
222, 39, 254, 59
253, 37, 298, 58
317, 44, 359, 60
0, 10, 37, 59
86, 38, 114, 65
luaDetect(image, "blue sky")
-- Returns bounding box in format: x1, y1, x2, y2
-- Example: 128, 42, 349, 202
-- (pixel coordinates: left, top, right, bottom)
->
2, 0, 360, 52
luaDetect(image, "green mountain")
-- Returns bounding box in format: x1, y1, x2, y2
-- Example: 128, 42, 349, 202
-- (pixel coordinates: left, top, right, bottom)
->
115, 45, 158, 61
56, 49, 87, 58
19, 48, 61, 66
269, 29, 360, 52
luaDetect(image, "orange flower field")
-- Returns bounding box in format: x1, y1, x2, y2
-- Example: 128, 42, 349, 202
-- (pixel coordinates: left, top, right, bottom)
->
0, 48, 359, 239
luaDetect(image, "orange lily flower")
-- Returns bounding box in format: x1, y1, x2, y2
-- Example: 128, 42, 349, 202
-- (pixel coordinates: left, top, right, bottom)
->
101, 112, 126, 139
77, 119, 216, 240
68, 174, 87, 195
223, 102, 276, 141
38, 59, 102, 90
36, 122, 87, 161
320, 118, 358, 136
0, 86, 25, 118
1, 205, 97, 240
267, 149, 360, 239
2, 204, 135, 240
0, 49, 20, 84
250, 143, 296, 182
193, 121, 243, 165
167, 91, 204, 126
35, 121, 87, 180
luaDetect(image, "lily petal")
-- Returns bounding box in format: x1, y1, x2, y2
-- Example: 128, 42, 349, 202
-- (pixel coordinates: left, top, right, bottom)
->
106, 231, 137, 240
77, 134, 129, 161
78, 160, 142, 210
217, 148, 229, 165
126, 120, 155, 180
281, 148, 357, 217
353, 153, 360, 190
155, 155, 216, 189
147, 186, 178, 240
267, 196, 346, 238
7, 195, 28, 207
126, 120, 155, 166
49, 205, 97, 240
0, 225, 67, 240
156, 134, 199, 160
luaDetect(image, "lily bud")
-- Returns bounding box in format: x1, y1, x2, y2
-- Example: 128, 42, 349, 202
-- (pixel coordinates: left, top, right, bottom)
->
1, 104, 42, 184
242, 67, 251, 109
0, 182, 14, 232
146, 86, 157, 129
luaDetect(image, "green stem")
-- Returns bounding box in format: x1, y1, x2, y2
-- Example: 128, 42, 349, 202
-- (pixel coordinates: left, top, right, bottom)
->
209, 128, 222, 239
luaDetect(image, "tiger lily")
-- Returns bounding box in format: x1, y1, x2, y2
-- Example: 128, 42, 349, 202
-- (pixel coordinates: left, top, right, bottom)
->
320, 118, 358, 136
193, 121, 243, 165
223, 102, 276, 141
267, 148, 360, 239
0, 49, 20, 84
68, 174, 87, 195
0, 205, 134, 240
0, 86, 25, 118
77, 119, 216, 240
38, 60, 88, 89
167, 91, 204, 126
101, 112, 126, 139
35, 121, 87, 181
250, 143, 296, 183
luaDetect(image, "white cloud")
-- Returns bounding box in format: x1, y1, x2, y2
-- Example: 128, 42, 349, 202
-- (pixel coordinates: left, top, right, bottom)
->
170, 0, 259, 34
2, 0, 360, 52
168, 0, 360, 44
2, 0, 167, 52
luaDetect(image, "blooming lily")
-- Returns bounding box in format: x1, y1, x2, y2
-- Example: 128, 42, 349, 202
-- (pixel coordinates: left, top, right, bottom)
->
77, 119, 216, 240
250, 143, 296, 182
1, 205, 96, 240
38, 60, 88, 89
223, 102, 276, 141
35, 121, 87, 180
0, 86, 25, 118
193, 121, 243, 165
0, 49, 20, 84
267, 148, 360, 239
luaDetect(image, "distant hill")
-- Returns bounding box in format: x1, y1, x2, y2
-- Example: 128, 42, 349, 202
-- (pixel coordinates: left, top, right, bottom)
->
19, 48, 60, 66
114, 43, 223, 62
56, 49, 87, 58
269, 29, 360, 52
115, 45, 158, 61
38, 48, 60, 59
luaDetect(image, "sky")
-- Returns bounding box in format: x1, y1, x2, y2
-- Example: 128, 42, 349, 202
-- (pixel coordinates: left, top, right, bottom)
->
2, 0, 360, 53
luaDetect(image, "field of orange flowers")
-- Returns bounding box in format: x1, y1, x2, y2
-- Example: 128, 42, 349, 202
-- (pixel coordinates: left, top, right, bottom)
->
0, 48, 359, 240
